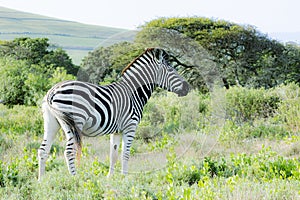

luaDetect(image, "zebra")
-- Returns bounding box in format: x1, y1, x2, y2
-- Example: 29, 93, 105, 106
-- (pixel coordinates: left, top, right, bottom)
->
37, 48, 189, 180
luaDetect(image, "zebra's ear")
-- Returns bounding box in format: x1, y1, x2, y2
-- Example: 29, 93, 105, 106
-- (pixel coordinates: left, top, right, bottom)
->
152, 48, 167, 62
154, 48, 162, 61
146, 48, 159, 58
147, 48, 168, 62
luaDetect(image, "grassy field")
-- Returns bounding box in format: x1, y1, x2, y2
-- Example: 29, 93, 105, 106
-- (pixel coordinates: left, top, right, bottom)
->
0, 6, 135, 64
0, 85, 300, 199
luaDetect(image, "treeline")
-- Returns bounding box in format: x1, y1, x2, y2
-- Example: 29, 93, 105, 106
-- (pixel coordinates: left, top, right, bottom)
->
1, 17, 300, 106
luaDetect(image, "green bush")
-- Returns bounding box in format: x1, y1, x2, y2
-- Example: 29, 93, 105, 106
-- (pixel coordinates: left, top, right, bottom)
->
0, 57, 76, 106
220, 84, 300, 143
24, 67, 76, 106
175, 146, 300, 188
225, 86, 281, 122
219, 120, 290, 143
0, 58, 29, 106
136, 90, 203, 142
178, 157, 239, 186
274, 83, 300, 134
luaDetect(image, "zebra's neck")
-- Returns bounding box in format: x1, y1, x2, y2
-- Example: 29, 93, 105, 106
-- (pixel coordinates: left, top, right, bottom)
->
120, 65, 157, 109
118, 50, 159, 112
132, 82, 155, 106
120, 76, 156, 106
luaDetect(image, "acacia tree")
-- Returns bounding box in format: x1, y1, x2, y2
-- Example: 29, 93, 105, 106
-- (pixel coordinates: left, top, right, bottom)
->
80, 17, 299, 90
136, 17, 286, 89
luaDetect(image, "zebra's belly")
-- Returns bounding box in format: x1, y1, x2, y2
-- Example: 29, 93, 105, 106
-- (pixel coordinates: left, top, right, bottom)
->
81, 116, 118, 137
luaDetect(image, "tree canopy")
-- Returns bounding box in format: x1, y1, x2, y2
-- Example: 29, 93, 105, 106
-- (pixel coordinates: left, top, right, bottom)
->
79, 42, 144, 84
0, 37, 77, 106
136, 17, 289, 89
0, 37, 79, 75
81, 17, 300, 91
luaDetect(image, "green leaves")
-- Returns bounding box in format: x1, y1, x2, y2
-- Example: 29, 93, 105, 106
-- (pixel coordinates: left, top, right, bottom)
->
225, 86, 281, 122
79, 17, 300, 90
0, 37, 77, 106
0, 58, 28, 106
80, 42, 144, 84
137, 17, 299, 89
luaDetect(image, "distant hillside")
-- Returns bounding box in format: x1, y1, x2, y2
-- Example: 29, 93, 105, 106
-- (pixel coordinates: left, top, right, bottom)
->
0, 6, 135, 64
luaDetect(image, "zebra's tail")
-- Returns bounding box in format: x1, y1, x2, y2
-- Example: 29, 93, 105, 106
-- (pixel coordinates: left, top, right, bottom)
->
57, 112, 83, 166
44, 95, 82, 165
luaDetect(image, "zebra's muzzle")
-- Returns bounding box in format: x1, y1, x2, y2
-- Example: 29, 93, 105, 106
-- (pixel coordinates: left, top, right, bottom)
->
177, 81, 189, 97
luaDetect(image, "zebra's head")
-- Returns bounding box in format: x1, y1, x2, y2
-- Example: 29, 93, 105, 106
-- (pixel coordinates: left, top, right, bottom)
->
152, 48, 189, 97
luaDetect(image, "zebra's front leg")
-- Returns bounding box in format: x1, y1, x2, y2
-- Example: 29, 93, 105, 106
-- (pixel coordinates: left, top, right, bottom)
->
107, 133, 121, 177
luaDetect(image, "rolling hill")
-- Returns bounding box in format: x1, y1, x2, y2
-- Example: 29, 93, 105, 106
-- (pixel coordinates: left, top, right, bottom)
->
1, 6, 298, 64
0, 6, 135, 64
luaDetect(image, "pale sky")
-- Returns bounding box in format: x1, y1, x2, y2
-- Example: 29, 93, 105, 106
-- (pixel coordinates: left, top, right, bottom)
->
0, 0, 299, 34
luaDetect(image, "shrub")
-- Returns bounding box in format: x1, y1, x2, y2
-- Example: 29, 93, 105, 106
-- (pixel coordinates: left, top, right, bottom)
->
176, 146, 300, 188
24, 67, 76, 106
225, 86, 281, 122
219, 120, 290, 144
0, 58, 29, 106
136, 90, 203, 142
0, 57, 76, 107
220, 84, 300, 142
274, 83, 300, 134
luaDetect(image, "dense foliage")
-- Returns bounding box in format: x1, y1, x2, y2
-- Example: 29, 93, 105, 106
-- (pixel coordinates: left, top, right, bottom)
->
0, 37, 77, 106
137, 18, 285, 88
79, 42, 144, 84
81, 17, 300, 91
0, 37, 78, 75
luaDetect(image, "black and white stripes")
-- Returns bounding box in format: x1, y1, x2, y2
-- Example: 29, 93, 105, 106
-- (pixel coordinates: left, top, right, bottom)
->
38, 48, 189, 180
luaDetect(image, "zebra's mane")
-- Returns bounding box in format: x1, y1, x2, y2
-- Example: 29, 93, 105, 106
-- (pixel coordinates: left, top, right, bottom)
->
121, 48, 156, 75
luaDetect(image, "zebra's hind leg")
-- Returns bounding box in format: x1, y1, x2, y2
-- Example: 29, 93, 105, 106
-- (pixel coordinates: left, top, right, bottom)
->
38, 103, 60, 181
58, 120, 79, 175
107, 133, 121, 177
121, 124, 137, 175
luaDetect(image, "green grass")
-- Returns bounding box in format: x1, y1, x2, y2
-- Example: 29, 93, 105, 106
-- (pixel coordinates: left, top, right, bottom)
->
1, 85, 300, 199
